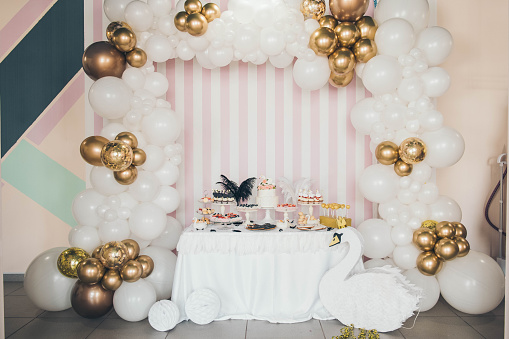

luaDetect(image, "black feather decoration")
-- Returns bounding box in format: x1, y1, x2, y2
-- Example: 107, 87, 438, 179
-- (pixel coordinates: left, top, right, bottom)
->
236, 177, 256, 204
216, 175, 239, 198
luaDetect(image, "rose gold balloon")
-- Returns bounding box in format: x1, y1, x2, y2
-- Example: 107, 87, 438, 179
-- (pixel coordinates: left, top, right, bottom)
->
394, 159, 413, 177
175, 11, 189, 32
451, 222, 467, 238
185, 0, 202, 14
416, 251, 443, 276
356, 16, 378, 40
328, 47, 355, 75
121, 239, 140, 260
101, 269, 123, 291
375, 141, 399, 165
132, 148, 147, 166
106, 21, 132, 41
101, 140, 133, 171
435, 221, 456, 239
80, 136, 109, 166
309, 27, 337, 57
137, 255, 155, 278
329, 0, 369, 22
412, 227, 437, 251
99, 241, 128, 270
434, 238, 459, 261
353, 38, 377, 63
119, 260, 143, 283
91, 246, 102, 259
201, 3, 221, 22
186, 13, 208, 36
71, 281, 114, 318
334, 22, 360, 48
454, 237, 470, 257
115, 132, 138, 149
126, 48, 148, 68
318, 15, 338, 29
399, 137, 427, 164
111, 27, 136, 53
77, 258, 106, 284
82, 41, 126, 81
300, 0, 326, 20
114, 165, 138, 185
329, 70, 354, 88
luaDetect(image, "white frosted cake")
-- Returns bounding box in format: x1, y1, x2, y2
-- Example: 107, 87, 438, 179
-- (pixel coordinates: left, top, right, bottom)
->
255, 176, 279, 208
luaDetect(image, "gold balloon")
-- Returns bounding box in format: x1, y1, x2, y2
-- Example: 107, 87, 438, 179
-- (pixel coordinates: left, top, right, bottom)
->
174, 11, 189, 32
334, 22, 360, 48
318, 15, 338, 29
126, 48, 148, 68
434, 238, 459, 261
132, 148, 147, 166
57, 248, 90, 278
394, 159, 413, 177
353, 38, 377, 63
82, 41, 126, 81
201, 3, 221, 22
137, 255, 155, 278
120, 260, 143, 283
309, 27, 337, 57
115, 131, 138, 149
375, 141, 399, 165
106, 21, 132, 41
71, 281, 114, 318
186, 13, 208, 36
80, 136, 109, 166
328, 47, 355, 75
101, 140, 133, 171
329, 70, 354, 88
111, 27, 136, 53
99, 241, 128, 270
412, 227, 437, 251
185, 0, 202, 14
300, 0, 326, 20
451, 222, 467, 238
114, 165, 138, 185
330, 0, 369, 22
121, 239, 140, 260
356, 16, 378, 40
421, 220, 437, 230
101, 269, 123, 291
77, 258, 106, 284
91, 246, 102, 259
454, 237, 470, 257
416, 251, 443, 276
399, 137, 427, 164
435, 221, 456, 239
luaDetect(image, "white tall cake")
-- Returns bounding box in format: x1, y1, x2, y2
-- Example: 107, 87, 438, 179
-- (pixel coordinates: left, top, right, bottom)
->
256, 176, 278, 208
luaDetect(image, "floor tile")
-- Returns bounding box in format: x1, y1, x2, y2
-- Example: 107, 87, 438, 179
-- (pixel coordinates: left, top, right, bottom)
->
167, 319, 247, 339
9, 287, 26, 296
320, 320, 404, 338
419, 298, 458, 317
38, 307, 113, 319
87, 318, 167, 339
462, 316, 504, 339
399, 316, 483, 339
246, 319, 324, 339
7, 318, 101, 339
4, 317, 33, 337
3, 282, 23, 296
4, 295, 44, 318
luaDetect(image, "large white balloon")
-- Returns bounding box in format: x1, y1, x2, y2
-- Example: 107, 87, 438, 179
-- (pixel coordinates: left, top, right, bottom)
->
104, 0, 133, 21
403, 268, 440, 312
140, 145, 165, 172
437, 251, 505, 314
144, 72, 169, 98
141, 108, 181, 146
129, 202, 167, 240
374, 0, 430, 33
392, 244, 420, 269
269, 51, 294, 68
358, 164, 400, 203
154, 160, 180, 186
140, 246, 178, 300
418, 183, 439, 204
24, 247, 76, 311
421, 127, 465, 168
113, 279, 157, 322
375, 18, 415, 57
350, 98, 381, 135
357, 219, 395, 259
122, 67, 146, 91
153, 185, 181, 214
68, 225, 101, 253
98, 219, 131, 243
420, 67, 450, 97
90, 166, 127, 196
260, 27, 285, 56
390, 224, 413, 246
429, 195, 462, 222
378, 198, 403, 220
100, 122, 127, 141
150, 216, 183, 250
89, 77, 132, 119
408, 162, 432, 183
381, 103, 407, 130
128, 171, 161, 202
292, 57, 330, 91
419, 109, 443, 131
208, 46, 234, 67
145, 35, 175, 62
72, 189, 106, 227
147, 0, 171, 17
124, 1, 154, 32
397, 77, 424, 102
416, 26, 454, 66
362, 55, 402, 95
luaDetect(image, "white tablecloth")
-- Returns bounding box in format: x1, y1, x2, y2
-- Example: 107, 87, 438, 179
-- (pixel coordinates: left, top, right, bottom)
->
171, 225, 363, 323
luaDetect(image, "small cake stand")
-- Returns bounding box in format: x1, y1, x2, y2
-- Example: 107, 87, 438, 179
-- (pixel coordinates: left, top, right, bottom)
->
275, 206, 297, 221
211, 202, 236, 215
299, 202, 322, 218
259, 207, 276, 224
237, 207, 259, 225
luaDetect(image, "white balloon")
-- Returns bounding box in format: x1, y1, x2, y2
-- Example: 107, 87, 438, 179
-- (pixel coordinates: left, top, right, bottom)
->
375, 18, 415, 57
154, 160, 179, 186
419, 109, 443, 131
362, 55, 402, 95
129, 202, 167, 240
144, 72, 169, 98
403, 268, 440, 312
430, 195, 462, 222
187, 36, 210, 52
122, 68, 146, 91
89, 77, 132, 119
113, 279, 157, 322
141, 107, 181, 146
269, 51, 294, 68
421, 127, 465, 168
145, 35, 174, 63
420, 67, 450, 97
397, 77, 424, 102
153, 185, 180, 214
68, 225, 101, 253
418, 183, 439, 204
176, 40, 195, 61
292, 57, 330, 91
437, 251, 505, 314
416, 26, 454, 66
350, 98, 381, 135
229, 0, 255, 23
100, 122, 127, 140
72, 189, 106, 227
196, 49, 216, 69
129, 171, 161, 202
158, 14, 178, 36
260, 27, 285, 56
358, 164, 400, 203
104, 0, 133, 21
141, 145, 166, 171
125, 1, 154, 32
128, 233, 152, 249
150, 216, 183, 250
392, 128, 417, 145
90, 166, 127, 196
409, 162, 432, 183
98, 219, 131, 243
208, 46, 234, 67
123, 109, 143, 131
119, 191, 139, 210
24, 247, 76, 311
374, 0, 429, 33
392, 244, 420, 269
409, 201, 430, 221
357, 219, 395, 259
390, 224, 413, 246
234, 24, 260, 54
304, 18, 320, 34
397, 188, 416, 205
140, 246, 178, 300
147, 0, 171, 17
381, 103, 407, 130
379, 198, 403, 220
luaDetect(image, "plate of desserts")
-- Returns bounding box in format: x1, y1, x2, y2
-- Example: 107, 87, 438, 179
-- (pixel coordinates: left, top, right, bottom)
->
245, 223, 276, 231
296, 225, 327, 231
210, 212, 242, 223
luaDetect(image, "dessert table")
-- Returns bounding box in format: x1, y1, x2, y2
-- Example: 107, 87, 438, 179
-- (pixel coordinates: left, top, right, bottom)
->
171, 224, 363, 323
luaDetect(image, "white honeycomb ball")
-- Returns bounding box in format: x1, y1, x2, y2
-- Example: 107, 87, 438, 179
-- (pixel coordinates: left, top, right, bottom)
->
148, 300, 180, 331
185, 289, 221, 325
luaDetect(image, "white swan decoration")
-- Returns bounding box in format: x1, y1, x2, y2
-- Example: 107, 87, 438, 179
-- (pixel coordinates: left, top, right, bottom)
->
319, 227, 421, 332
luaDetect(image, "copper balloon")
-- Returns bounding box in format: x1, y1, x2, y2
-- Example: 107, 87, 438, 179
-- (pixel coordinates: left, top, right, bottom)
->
106, 21, 132, 41
186, 13, 208, 36
121, 239, 140, 260
353, 38, 377, 63
416, 251, 443, 276
80, 136, 109, 166
412, 227, 437, 251
120, 260, 143, 283
137, 255, 155, 278
300, 0, 326, 20
399, 137, 427, 164
334, 22, 360, 48
328, 47, 355, 75
71, 281, 114, 318
114, 165, 138, 185
435, 221, 456, 239
329, 70, 354, 88
99, 241, 128, 270
309, 27, 337, 57
454, 237, 470, 257
329, 0, 369, 22
77, 258, 106, 284
356, 16, 378, 40
132, 148, 147, 166
91, 246, 102, 259
185, 0, 202, 14
115, 131, 138, 149
126, 48, 148, 68
434, 238, 459, 261
111, 27, 136, 53
318, 15, 338, 29
201, 3, 221, 22
57, 248, 90, 278
101, 140, 133, 171
82, 41, 126, 81
174, 12, 189, 32
394, 159, 413, 177
375, 141, 399, 165
451, 222, 467, 238
101, 269, 123, 291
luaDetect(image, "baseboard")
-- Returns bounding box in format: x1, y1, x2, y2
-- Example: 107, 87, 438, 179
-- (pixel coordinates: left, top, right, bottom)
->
3, 273, 24, 282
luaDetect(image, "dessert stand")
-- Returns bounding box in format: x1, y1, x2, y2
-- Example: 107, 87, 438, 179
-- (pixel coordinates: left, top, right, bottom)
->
236, 206, 259, 225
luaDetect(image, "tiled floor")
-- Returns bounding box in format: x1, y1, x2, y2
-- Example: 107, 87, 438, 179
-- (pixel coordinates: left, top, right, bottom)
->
3, 281, 505, 338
